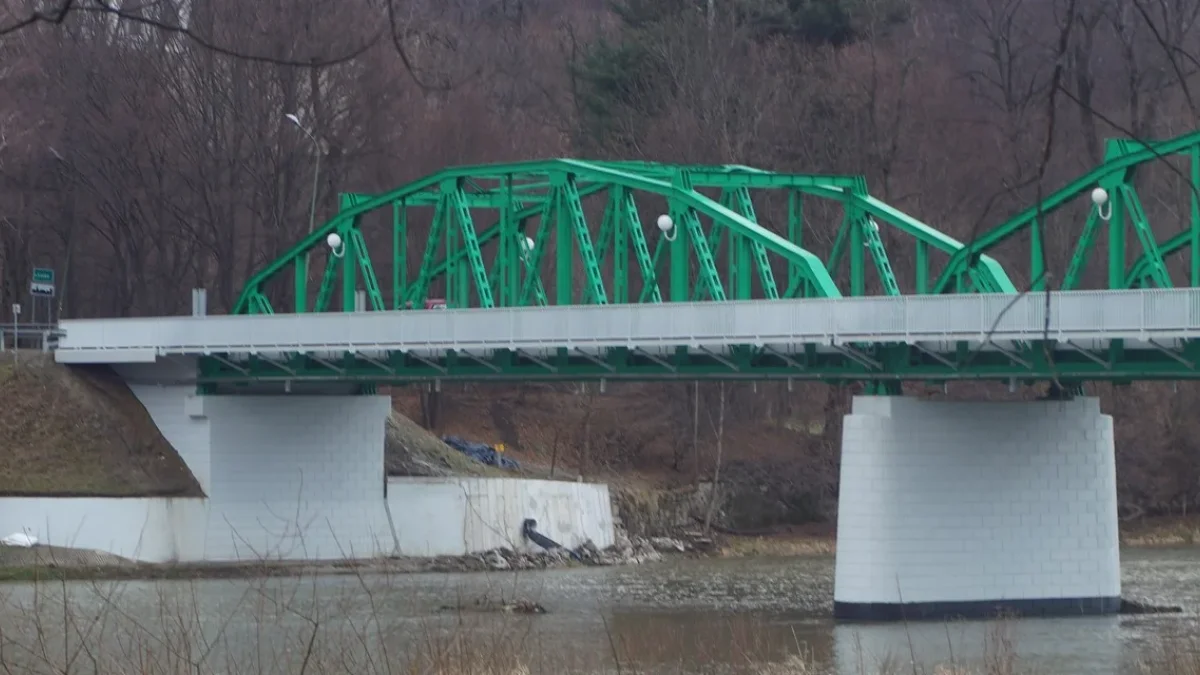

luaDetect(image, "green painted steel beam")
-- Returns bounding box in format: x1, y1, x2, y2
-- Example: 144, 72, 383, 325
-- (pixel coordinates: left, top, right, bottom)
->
932, 129, 1200, 294
236, 158, 893, 314
195, 339, 1200, 384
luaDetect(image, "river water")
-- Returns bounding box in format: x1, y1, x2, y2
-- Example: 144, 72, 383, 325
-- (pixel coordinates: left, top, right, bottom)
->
0, 548, 1197, 674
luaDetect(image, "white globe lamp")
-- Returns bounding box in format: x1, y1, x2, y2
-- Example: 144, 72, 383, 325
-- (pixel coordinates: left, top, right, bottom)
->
656, 214, 674, 233
1090, 187, 1108, 207
522, 236, 534, 252
326, 232, 342, 250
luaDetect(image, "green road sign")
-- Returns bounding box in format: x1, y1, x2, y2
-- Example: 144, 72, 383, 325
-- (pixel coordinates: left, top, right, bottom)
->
30, 267, 55, 297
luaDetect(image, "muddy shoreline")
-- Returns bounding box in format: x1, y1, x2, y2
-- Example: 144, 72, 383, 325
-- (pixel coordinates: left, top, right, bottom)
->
0, 531, 713, 584
3, 519, 1197, 585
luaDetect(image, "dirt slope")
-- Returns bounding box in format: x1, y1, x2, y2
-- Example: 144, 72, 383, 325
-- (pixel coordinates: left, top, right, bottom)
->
385, 409, 508, 477
0, 352, 509, 496
0, 352, 203, 496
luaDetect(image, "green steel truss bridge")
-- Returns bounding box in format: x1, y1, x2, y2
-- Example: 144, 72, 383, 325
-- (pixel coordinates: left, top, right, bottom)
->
53, 130, 1200, 388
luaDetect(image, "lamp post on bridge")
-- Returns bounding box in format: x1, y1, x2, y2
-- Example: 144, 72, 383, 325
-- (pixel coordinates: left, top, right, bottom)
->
285, 113, 326, 236
285, 113, 327, 294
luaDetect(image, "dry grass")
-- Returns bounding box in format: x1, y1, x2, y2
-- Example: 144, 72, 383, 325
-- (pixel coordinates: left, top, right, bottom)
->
385, 411, 509, 478
1137, 635, 1200, 674
0, 354, 514, 497
0, 352, 202, 496
1120, 516, 1200, 547
719, 534, 836, 558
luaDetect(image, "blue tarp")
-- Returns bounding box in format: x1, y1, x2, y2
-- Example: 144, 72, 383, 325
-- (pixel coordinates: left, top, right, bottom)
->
441, 435, 521, 470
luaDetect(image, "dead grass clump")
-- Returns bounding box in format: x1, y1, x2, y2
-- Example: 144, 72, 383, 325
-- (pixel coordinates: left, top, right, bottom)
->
1137, 636, 1200, 675
720, 534, 835, 558
385, 411, 508, 478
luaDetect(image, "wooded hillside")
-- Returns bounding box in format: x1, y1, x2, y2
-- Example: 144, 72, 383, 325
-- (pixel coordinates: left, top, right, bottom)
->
2, 0, 1199, 518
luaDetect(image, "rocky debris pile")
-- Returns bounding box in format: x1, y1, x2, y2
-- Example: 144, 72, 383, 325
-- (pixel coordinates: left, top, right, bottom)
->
423, 531, 700, 573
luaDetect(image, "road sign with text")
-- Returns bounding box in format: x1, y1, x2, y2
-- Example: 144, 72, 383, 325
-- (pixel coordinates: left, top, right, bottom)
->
30, 268, 55, 297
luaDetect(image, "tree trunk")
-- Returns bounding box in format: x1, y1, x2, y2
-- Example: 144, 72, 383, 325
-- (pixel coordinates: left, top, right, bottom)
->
704, 382, 726, 533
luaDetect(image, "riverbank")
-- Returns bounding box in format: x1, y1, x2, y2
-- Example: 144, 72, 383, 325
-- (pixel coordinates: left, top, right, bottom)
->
0, 530, 709, 583
4, 514, 1199, 584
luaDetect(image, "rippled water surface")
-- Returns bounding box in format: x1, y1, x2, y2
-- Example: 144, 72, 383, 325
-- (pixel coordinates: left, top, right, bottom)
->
1, 548, 1198, 674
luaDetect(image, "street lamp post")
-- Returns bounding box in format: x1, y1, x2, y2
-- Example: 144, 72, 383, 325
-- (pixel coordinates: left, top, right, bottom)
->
285, 113, 323, 237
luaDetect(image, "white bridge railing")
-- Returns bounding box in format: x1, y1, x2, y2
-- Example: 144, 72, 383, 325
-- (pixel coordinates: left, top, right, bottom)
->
52, 288, 1200, 363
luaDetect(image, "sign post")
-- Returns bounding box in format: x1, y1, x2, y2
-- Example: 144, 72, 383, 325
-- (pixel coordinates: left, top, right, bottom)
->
10, 303, 20, 366
29, 267, 55, 326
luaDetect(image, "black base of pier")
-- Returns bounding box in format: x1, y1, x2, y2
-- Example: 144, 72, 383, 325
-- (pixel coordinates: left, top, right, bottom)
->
834, 596, 1122, 622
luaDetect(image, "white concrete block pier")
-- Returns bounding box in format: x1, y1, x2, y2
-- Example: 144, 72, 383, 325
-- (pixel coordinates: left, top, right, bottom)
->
834, 395, 1121, 621
0, 360, 616, 563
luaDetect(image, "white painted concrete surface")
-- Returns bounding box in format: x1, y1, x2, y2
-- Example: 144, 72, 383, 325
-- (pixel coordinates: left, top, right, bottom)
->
0, 378, 615, 563
834, 395, 1120, 606
386, 477, 615, 557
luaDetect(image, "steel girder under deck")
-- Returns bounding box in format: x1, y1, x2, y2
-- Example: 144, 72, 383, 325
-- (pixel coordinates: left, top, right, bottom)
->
195, 339, 1200, 388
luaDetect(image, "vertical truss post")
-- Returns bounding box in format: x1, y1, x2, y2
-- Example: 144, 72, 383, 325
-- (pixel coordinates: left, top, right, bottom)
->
1030, 212, 1045, 291
339, 193, 359, 312
548, 173, 574, 305
915, 240, 928, 293
667, 177, 691, 303
499, 177, 517, 307
788, 190, 803, 296
1192, 145, 1200, 287
613, 192, 629, 303
294, 253, 307, 313
725, 191, 749, 299
599, 189, 631, 303
393, 200, 407, 309
847, 203, 865, 296
1108, 181, 1126, 290
519, 187, 555, 306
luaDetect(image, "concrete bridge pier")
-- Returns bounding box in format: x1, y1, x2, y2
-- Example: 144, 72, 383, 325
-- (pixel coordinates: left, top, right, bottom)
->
833, 395, 1121, 621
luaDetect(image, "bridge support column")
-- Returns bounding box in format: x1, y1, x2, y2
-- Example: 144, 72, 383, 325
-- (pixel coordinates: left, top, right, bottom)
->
833, 395, 1120, 621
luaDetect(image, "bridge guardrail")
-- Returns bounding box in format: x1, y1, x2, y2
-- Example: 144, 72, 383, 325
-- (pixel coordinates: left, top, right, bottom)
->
0, 323, 63, 353
49, 289, 1200, 359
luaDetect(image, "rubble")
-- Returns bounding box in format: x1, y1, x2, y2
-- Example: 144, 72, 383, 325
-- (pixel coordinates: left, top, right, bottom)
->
418, 530, 703, 574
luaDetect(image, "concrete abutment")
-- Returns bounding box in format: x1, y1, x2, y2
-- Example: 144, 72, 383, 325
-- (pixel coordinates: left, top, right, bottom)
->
834, 395, 1121, 621
0, 361, 614, 563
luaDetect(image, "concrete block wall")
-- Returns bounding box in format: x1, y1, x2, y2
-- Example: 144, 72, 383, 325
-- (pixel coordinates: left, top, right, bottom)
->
0, 497, 204, 561
386, 477, 616, 557
198, 395, 394, 561
0, 365, 616, 563
834, 395, 1120, 621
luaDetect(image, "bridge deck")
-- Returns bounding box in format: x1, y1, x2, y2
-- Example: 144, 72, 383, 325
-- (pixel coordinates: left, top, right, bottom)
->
54, 289, 1200, 359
